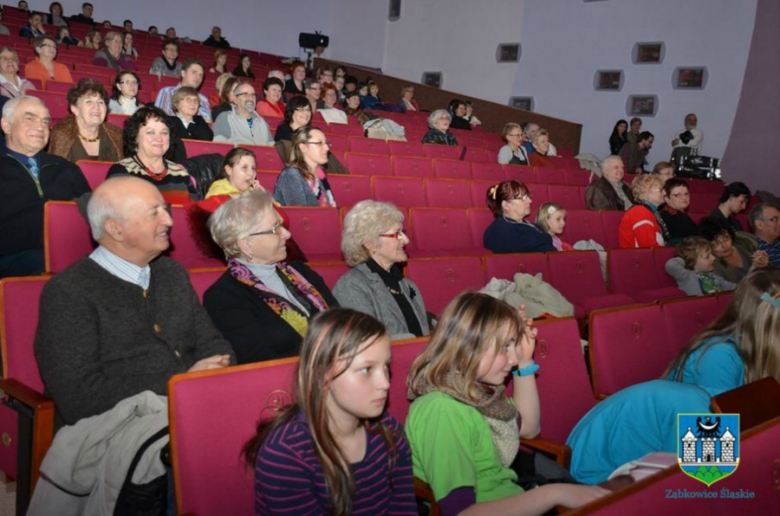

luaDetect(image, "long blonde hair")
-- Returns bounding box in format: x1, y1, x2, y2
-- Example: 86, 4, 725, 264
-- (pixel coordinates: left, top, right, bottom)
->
407, 292, 522, 402
664, 269, 780, 384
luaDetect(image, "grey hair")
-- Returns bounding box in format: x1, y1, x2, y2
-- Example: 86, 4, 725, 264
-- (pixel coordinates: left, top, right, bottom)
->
0, 46, 18, 59
341, 200, 404, 267
86, 177, 131, 240
523, 122, 539, 137
748, 202, 780, 232
1, 95, 47, 123
103, 31, 122, 45
601, 155, 623, 171
531, 128, 549, 146
427, 109, 450, 129
208, 190, 274, 259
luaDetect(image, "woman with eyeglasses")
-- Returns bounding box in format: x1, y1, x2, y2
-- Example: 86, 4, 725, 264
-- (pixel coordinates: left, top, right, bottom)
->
334, 201, 430, 339
108, 71, 142, 115
203, 190, 338, 365
0, 47, 35, 98
24, 36, 73, 84
274, 96, 311, 142
700, 216, 769, 283
659, 178, 699, 244
484, 180, 556, 254
497, 122, 529, 166
274, 127, 337, 207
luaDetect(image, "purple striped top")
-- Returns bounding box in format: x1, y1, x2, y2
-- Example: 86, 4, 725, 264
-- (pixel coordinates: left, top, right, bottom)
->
255, 412, 418, 515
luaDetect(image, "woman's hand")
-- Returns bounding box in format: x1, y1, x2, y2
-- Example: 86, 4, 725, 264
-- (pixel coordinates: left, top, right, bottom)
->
249, 179, 264, 191
515, 305, 537, 368
751, 250, 769, 270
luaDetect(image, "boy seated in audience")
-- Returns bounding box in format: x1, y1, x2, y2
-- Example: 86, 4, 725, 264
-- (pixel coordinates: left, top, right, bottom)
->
665, 236, 736, 296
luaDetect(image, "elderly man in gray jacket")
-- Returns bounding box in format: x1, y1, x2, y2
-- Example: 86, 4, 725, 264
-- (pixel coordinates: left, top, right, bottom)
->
212, 82, 274, 146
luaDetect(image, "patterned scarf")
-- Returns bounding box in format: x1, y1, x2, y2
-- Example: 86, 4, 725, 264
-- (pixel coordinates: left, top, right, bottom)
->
638, 200, 671, 241
226, 258, 329, 336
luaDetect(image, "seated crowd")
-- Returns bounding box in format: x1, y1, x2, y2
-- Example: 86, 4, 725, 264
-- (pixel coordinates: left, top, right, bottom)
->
1, 5, 779, 515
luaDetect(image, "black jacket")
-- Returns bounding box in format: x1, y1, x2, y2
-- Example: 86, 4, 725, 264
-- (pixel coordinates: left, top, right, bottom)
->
179, 153, 224, 200
203, 262, 338, 365
203, 35, 231, 49
0, 152, 91, 257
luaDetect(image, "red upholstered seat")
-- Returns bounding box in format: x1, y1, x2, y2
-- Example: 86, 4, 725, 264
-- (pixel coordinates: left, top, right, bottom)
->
470, 162, 506, 181
385, 337, 429, 423
687, 192, 722, 213
607, 248, 687, 303
534, 167, 566, 185
188, 268, 226, 302
75, 160, 112, 191
387, 141, 426, 157
660, 296, 720, 353
282, 207, 343, 261
255, 171, 278, 191
344, 153, 393, 176
561, 209, 608, 247
405, 256, 485, 314
182, 139, 234, 157
328, 174, 372, 207
391, 156, 434, 178
238, 144, 284, 171
432, 159, 471, 180
424, 178, 472, 208
408, 208, 483, 257
600, 210, 625, 249
504, 165, 538, 185
168, 205, 225, 269
44, 201, 94, 273
563, 169, 591, 186
547, 184, 586, 210
423, 144, 462, 160
525, 183, 550, 207
29, 90, 70, 119
371, 176, 426, 208
307, 261, 350, 290
463, 147, 489, 163
470, 179, 496, 207
482, 252, 550, 281
467, 208, 495, 248
348, 137, 389, 155
653, 246, 680, 288
323, 133, 348, 154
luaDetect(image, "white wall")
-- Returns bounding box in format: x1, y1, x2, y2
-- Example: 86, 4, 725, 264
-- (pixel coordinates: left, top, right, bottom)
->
512, 0, 757, 162
328, 0, 387, 69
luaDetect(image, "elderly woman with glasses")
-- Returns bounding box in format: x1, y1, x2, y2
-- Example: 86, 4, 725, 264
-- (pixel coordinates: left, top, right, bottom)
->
484, 180, 556, 254
618, 174, 668, 248
274, 127, 336, 207
659, 178, 699, 244
334, 200, 429, 339
422, 109, 458, 146
93, 31, 136, 71
498, 122, 529, 166
203, 190, 337, 365
24, 36, 73, 84
0, 47, 35, 98
699, 216, 768, 283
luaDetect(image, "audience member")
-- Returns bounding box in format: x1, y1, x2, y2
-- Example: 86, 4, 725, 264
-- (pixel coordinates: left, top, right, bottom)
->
232, 53, 255, 79
92, 31, 136, 70
585, 156, 634, 211
204, 191, 337, 364
0, 47, 35, 98
79, 27, 101, 50
100, 20, 112, 30
49, 79, 123, 162
620, 130, 653, 173
46, 2, 68, 27
567, 269, 780, 483
750, 202, 780, 267
711, 181, 750, 232
652, 160, 675, 183
484, 180, 556, 253
19, 12, 46, 38
618, 173, 667, 248
274, 127, 336, 207
123, 19, 133, 32
447, 98, 471, 130
464, 100, 481, 127
536, 202, 572, 251
69, 2, 94, 24
169, 86, 213, 142
304, 79, 323, 113
266, 69, 285, 82
659, 178, 698, 243
211, 74, 238, 122
671, 113, 702, 155
665, 236, 736, 296
407, 292, 608, 513
344, 74, 358, 94
626, 117, 642, 144
700, 216, 768, 283
247, 308, 415, 513
0, 96, 90, 277
360, 80, 381, 110
398, 84, 419, 112
274, 96, 311, 142
204, 26, 231, 49
25, 36, 73, 84
421, 109, 458, 146
148, 26, 159, 37
154, 58, 210, 121
497, 122, 529, 165
0, 10, 10, 36
528, 129, 553, 167
209, 49, 228, 74
213, 82, 273, 146
522, 122, 539, 155
107, 106, 195, 204
343, 91, 361, 116
284, 62, 307, 95
316, 66, 333, 84
34, 174, 234, 428
55, 26, 79, 46
319, 83, 347, 124
208, 72, 231, 107
108, 71, 142, 115
165, 27, 177, 39
121, 31, 137, 60
17, 1, 30, 13
335, 201, 429, 339
205, 147, 260, 198
256, 77, 285, 119
149, 38, 182, 78
608, 119, 628, 155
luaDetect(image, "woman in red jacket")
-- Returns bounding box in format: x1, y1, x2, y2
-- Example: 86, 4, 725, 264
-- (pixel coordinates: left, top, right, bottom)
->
618, 174, 669, 248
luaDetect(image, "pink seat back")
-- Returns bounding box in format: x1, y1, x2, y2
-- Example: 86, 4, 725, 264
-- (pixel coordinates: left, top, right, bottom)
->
386, 337, 429, 423
607, 248, 660, 298
482, 253, 550, 281
432, 159, 471, 180
470, 162, 505, 181
588, 304, 672, 397
405, 256, 485, 315
44, 201, 94, 273
169, 359, 298, 516
547, 184, 585, 210
424, 179, 472, 208
660, 296, 720, 353
463, 147, 489, 163
467, 208, 495, 248
563, 169, 590, 186
423, 144, 461, 160
534, 167, 566, 185
548, 251, 608, 301
371, 176, 426, 208
76, 160, 113, 190
238, 145, 284, 171
1, 278, 49, 394
504, 166, 537, 184
525, 183, 549, 207
653, 246, 680, 288
470, 180, 495, 207
387, 141, 425, 157
345, 153, 393, 176
391, 156, 434, 178
182, 139, 234, 157
168, 206, 225, 269
255, 171, 278, 192
688, 192, 722, 213
600, 210, 624, 249
307, 261, 350, 290
327, 174, 372, 207
283, 207, 342, 260
348, 138, 389, 155
29, 91, 70, 119
323, 134, 348, 154
562, 209, 607, 247
408, 208, 473, 252
188, 268, 226, 303
533, 318, 597, 443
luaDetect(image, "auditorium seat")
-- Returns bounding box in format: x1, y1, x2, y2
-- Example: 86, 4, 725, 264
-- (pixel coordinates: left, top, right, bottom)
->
327, 174, 372, 207
256, 171, 278, 191
525, 183, 550, 207
432, 159, 471, 180
323, 133, 348, 154
600, 210, 624, 249
405, 256, 485, 315
470, 162, 506, 181
588, 304, 675, 398
44, 201, 94, 273
42, 80, 72, 94
504, 165, 537, 185
659, 296, 720, 353
345, 153, 393, 176
470, 180, 495, 207
408, 208, 483, 257
424, 178, 472, 208
76, 160, 112, 190
653, 246, 680, 288
687, 192, 721, 213
106, 113, 129, 128
547, 184, 586, 210
467, 208, 495, 248
423, 144, 461, 160
168, 206, 225, 269
712, 378, 780, 432
371, 176, 426, 208
714, 290, 733, 309
387, 140, 426, 157
182, 139, 234, 157
188, 268, 226, 302
482, 252, 550, 281
563, 169, 591, 187
561, 209, 608, 247
385, 337, 429, 423
607, 249, 687, 303
534, 167, 566, 185
238, 144, 284, 171
391, 155, 434, 178
282, 207, 343, 261
548, 251, 636, 317
348, 137, 389, 155
29, 90, 70, 120
463, 147, 489, 163
307, 261, 350, 290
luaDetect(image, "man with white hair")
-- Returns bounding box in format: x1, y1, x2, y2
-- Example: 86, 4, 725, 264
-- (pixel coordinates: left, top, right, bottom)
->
0, 95, 90, 277
672, 113, 703, 155
523, 121, 557, 156
750, 203, 780, 267
212, 82, 274, 146
585, 155, 635, 211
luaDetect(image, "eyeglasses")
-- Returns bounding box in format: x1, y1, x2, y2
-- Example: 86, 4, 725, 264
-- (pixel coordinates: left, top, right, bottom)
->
379, 229, 406, 240
295, 107, 312, 113
513, 194, 531, 201
670, 192, 690, 198
305, 141, 331, 147
235, 92, 257, 98
248, 221, 285, 237
759, 216, 780, 223
40, 43, 56, 49
507, 133, 523, 138
120, 80, 138, 86
0, 57, 19, 63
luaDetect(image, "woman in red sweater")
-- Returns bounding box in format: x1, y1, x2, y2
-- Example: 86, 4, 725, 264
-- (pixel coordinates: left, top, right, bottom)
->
618, 174, 669, 248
